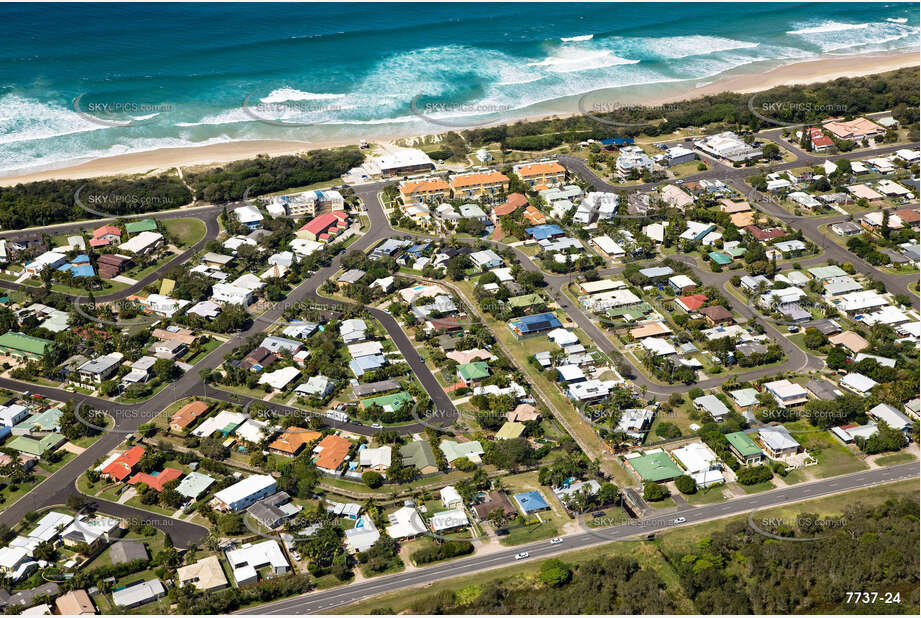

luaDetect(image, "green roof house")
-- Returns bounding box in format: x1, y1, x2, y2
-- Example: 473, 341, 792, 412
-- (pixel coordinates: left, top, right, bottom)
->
627, 451, 684, 482
508, 293, 544, 309
361, 391, 412, 413
8, 433, 65, 456
495, 421, 526, 440
13, 407, 63, 435
708, 251, 732, 265
0, 331, 53, 359
725, 431, 764, 465
457, 361, 490, 386
440, 439, 485, 464
125, 219, 158, 235
400, 440, 438, 474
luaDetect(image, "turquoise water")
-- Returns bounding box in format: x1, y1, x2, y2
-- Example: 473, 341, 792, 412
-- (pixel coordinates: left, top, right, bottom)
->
0, 2, 917, 175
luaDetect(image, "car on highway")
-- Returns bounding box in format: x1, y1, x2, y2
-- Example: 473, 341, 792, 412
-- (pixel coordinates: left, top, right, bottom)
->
515, 552, 529, 560
370, 423, 383, 429
550, 538, 563, 545
674, 517, 687, 524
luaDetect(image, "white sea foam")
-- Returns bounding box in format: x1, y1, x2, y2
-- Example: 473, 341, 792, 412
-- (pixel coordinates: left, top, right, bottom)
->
787, 21, 870, 35
560, 34, 594, 42
529, 48, 640, 73
886, 17, 908, 24
0, 94, 108, 146
260, 87, 345, 103
623, 35, 760, 59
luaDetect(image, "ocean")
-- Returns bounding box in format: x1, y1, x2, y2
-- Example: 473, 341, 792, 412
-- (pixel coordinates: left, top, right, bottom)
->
0, 2, 917, 176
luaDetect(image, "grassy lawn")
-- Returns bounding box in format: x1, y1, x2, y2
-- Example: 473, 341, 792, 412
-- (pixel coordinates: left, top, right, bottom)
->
739, 480, 776, 494
333, 478, 918, 615
185, 337, 223, 365
646, 496, 677, 509
874, 452, 917, 466
683, 485, 727, 505
163, 217, 207, 247
789, 429, 869, 478
499, 520, 560, 546
451, 278, 624, 483
584, 505, 630, 528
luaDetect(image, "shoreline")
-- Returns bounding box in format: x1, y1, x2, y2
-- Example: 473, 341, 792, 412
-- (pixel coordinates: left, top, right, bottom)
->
1, 50, 917, 187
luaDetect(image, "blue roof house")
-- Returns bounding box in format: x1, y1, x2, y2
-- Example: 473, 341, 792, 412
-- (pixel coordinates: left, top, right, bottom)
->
514, 490, 550, 514
349, 354, 386, 377
508, 312, 562, 339
525, 224, 564, 241
57, 255, 95, 278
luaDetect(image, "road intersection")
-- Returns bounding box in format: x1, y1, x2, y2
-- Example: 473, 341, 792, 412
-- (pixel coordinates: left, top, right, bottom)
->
0, 137, 915, 563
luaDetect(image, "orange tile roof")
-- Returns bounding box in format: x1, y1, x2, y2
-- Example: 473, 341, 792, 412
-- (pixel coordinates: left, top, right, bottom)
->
128, 467, 183, 492
269, 427, 322, 455
523, 205, 546, 225
676, 294, 708, 311
514, 161, 565, 178
629, 321, 671, 339
102, 446, 145, 481
493, 193, 528, 217
400, 178, 450, 195
170, 401, 211, 430
824, 117, 884, 139
314, 434, 352, 470
449, 170, 509, 189
730, 212, 755, 227
894, 208, 920, 224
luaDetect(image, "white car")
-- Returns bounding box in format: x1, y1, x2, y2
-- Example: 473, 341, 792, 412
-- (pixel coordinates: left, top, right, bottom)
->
673, 517, 687, 524
550, 538, 563, 545
514, 552, 529, 560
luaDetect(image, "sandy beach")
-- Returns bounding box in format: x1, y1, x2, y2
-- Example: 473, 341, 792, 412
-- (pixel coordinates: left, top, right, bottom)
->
1, 50, 917, 187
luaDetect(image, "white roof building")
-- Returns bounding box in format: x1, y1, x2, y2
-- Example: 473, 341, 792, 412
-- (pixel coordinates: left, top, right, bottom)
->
840, 373, 878, 396
258, 366, 301, 390
225, 540, 288, 585
359, 445, 392, 469
212, 474, 277, 512
671, 442, 723, 487
440, 485, 463, 508
192, 410, 247, 438
641, 337, 677, 357
430, 509, 470, 532
867, 403, 912, 432
344, 516, 380, 554
118, 231, 163, 255
591, 235, 625, 258
386, 506, 427, 540
233, 205, 264, 226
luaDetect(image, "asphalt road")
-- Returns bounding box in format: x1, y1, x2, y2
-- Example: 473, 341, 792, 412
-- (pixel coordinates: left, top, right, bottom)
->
0, 137, 915, 552
0, 180, 457, 533
239, 461, 919, 615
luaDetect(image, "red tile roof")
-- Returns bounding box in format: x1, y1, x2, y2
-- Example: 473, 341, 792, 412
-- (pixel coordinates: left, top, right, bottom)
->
128, 467, 183, 492
744, 225, 785, 241
676, 294, 708, 311
300, 210, 349, 235
812, 136, 834, 148
102, 446, 145, 481
493, 193, 527, 217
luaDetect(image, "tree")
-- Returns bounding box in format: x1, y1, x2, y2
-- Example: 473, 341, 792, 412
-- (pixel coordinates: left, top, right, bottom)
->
674, 475, 697, 495
802, 327, 826, 349
826, 346, 848, 370
362, 471, 383, 489
218, 513, 244, 536
153, 358, 180, 382
642, 482, 668, 502
539, 558, 572, 587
